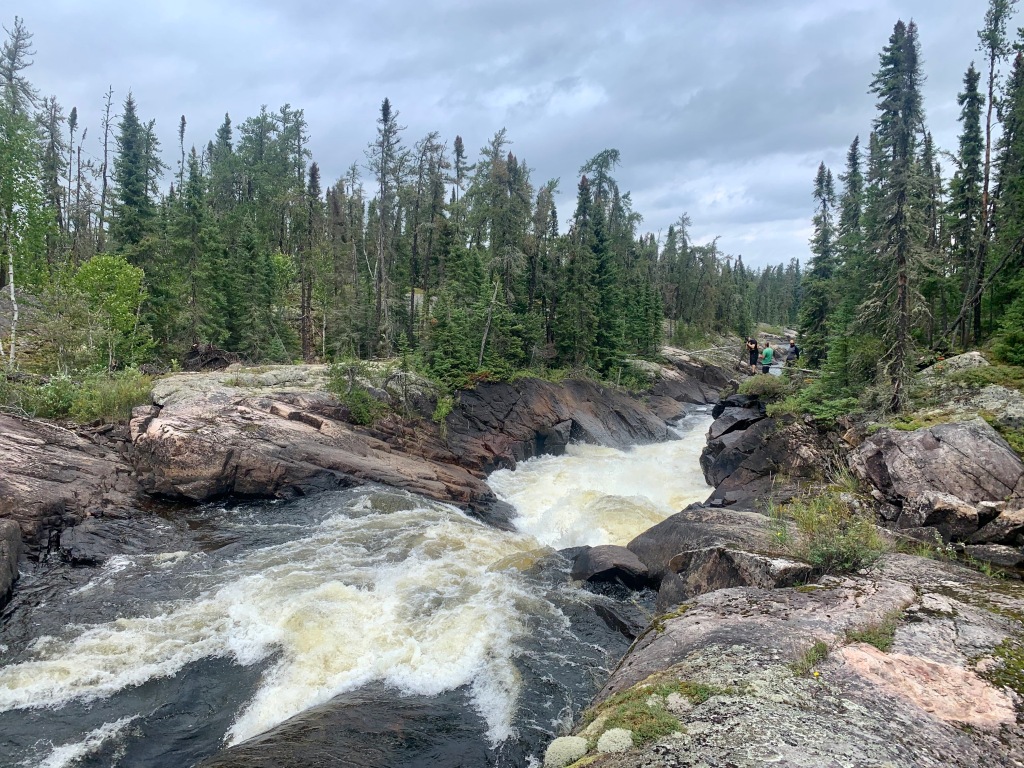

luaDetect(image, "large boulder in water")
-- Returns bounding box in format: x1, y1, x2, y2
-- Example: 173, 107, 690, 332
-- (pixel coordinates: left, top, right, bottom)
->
571, 545, 650, 589
626, 504, 777, 585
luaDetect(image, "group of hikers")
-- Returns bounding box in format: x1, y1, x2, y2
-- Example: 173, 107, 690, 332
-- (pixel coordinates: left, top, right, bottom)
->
745, 336, 799, 374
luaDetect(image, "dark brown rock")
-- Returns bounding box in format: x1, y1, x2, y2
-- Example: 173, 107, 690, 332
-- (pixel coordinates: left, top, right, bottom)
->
703, 418, 831, 505
970, 507, 1024, 545
962, 544, 1024, 569
626, 504, 777, 584
896, 490, 980, 543
443, 378, 671, 474
655, 546, 813, 611
707, 406, 764, 441
0, 518, 21, 606
0, 414, 142, 554
571, 545, 650, 589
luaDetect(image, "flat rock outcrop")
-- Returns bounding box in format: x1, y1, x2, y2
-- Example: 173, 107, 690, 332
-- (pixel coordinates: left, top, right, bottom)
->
128, 369, 675, 524
573, 554, 1024, 767
0, 414, 141, 553
130, 368, 499, 514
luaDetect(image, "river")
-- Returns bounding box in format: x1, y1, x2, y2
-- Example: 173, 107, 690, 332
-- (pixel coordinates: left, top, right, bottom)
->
0, 411, 712, 767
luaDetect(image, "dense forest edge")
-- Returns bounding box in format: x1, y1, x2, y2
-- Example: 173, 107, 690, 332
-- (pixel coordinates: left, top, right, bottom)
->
2, 1, 1024, 433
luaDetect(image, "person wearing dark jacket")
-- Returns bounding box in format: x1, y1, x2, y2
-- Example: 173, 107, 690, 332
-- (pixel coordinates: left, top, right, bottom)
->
745, 338, 759, 373
786, 338, 800, 367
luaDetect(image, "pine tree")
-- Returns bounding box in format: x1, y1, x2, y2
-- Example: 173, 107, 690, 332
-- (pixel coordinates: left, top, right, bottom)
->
110, 92, 155, 254
798, 162, 837, 367
863, 20, 926, 412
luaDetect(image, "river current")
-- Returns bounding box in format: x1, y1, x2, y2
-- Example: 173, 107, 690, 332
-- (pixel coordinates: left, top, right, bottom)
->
0, 411, 712, 767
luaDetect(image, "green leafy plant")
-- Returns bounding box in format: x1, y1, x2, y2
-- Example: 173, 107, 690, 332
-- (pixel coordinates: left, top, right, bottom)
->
776, 490, 889, 573
70, 369, 153, 424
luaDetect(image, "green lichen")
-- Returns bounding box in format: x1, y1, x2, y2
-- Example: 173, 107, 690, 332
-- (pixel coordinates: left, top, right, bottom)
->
980, 637, 1024, 709
580, 676, 731, 748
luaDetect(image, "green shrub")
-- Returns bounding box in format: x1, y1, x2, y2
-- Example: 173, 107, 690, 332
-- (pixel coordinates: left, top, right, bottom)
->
845, 610, 902, 651
778, 491, 889, 573
70, 370, 153, 424
992, 331, 1024, 367
738, 373, 791, 401
338, 387, 389, 426
791, 640, 829, 676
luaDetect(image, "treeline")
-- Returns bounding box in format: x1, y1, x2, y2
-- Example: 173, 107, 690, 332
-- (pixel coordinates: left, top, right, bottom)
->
799, 0, 1024, 412
0, 17, 797, 387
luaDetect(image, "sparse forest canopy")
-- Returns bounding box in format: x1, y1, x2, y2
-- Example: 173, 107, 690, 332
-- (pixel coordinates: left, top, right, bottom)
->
0, 16, 795, 388
798, 0, 1024, 412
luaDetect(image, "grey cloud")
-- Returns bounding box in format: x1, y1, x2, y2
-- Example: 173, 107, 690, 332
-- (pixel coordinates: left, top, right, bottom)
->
16, 0, 1018, 268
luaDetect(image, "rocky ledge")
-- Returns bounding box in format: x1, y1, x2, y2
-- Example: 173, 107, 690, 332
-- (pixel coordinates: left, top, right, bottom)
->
1, 352, 726, 567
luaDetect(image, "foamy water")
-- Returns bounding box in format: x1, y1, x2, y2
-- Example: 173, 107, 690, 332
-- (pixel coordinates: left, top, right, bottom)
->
488, 415, 713, 548
0, 412, 713, 760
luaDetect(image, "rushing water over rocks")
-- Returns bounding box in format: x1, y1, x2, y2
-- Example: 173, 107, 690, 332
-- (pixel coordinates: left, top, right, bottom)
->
0, 412, 713, 767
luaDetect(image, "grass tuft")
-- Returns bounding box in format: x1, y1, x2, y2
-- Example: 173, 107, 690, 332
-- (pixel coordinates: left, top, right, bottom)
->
791, 640, 829, 676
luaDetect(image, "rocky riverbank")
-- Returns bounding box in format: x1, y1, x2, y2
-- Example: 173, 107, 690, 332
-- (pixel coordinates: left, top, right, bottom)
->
546, 352, 1024, 767
0, 349, 728, 592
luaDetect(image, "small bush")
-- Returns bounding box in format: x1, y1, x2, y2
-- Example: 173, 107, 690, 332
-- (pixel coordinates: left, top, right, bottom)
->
992, 331, 1024, 367
71, 370, 153, 424
845, 610, 902, 652
778, 491, 889, 573
738, 374, 790, 401
338, 387, 389, 426
791, 640, 829, 676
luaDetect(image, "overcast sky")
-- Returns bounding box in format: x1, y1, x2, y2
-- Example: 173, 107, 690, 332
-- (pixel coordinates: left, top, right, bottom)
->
12, 0, 1018, 268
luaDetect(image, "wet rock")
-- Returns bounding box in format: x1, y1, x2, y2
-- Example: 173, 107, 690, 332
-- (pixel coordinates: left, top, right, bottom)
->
707, 406, 764, 441
445, 378, 671, 474
58, 516, 190, 566
645, 395, 688, 424
710, 393, 760, 420
0, 519, 21, 606
572, 545, 650, 589
0, 413, 142, 554
896, 490, 979, 542
198, 686, 493, 768
656, 546, 813, 611
850, 418, 1024, 508
659, 347, 735, 404
626, 504, 777, 585
970, 506, 1024, 545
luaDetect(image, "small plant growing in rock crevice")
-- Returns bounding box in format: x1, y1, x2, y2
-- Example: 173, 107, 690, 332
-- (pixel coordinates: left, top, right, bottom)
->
845, 609, 903, 652
773, 490, 889, 574
791, 640, 830, 676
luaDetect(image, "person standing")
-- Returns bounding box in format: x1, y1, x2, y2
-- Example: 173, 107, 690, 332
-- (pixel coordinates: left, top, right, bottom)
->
745, 338, 759, 374
786, 338, 800, 367
760, 343, 774, 374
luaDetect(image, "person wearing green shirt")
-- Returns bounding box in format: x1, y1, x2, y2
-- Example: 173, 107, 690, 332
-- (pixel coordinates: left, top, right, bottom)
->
760, 344, 774, 374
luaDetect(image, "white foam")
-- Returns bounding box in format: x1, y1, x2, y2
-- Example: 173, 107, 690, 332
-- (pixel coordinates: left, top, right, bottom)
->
27, 716, 138, 768
488, 415, 714, 548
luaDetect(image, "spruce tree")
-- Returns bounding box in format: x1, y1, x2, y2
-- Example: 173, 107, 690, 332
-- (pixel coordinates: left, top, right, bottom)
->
798, 162, 837, 367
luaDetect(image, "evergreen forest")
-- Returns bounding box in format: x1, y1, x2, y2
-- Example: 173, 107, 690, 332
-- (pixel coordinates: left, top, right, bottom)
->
2, 2, 1024, 417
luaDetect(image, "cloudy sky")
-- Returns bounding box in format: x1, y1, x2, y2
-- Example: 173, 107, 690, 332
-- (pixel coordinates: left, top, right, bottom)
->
12, 0, 1017, 268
